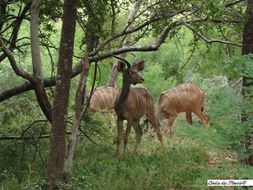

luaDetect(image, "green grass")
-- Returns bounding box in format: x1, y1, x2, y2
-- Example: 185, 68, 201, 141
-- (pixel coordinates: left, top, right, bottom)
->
1, 113, 253, 190
59, 117, 253, 190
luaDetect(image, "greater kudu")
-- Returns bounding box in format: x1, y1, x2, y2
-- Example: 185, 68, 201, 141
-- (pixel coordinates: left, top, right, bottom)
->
88, 87, 118, 113
156, 84, 209, 137
112, 55, 163, 158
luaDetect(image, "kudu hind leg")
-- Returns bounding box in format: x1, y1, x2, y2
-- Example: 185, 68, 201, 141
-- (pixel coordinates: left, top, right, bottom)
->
132, 120, 142, 153
186, 112, 193, 125
165, 116, 176, 138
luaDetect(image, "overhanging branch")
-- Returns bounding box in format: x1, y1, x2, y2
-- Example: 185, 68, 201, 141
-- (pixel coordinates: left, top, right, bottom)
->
0, 36, 34, 81
0, 17, 241, 102
183, 23, 242, 47
0, 2, 31, 62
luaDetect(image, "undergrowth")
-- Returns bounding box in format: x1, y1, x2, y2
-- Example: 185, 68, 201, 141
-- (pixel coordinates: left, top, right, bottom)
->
1, 77, 253, 190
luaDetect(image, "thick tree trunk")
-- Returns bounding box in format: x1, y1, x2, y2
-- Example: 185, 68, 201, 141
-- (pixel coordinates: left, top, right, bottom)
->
0, 3, 7, 31
241, 0, 253, 166
46, 0, 78, 189
107, 0, 142, 87
65, 0, 98, 179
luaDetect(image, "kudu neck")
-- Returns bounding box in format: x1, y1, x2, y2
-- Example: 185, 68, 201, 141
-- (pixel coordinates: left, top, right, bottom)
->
115, 73, 131, 117
121, 73, 131, 99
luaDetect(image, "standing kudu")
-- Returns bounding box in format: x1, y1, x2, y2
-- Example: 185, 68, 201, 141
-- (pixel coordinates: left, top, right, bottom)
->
112, 55, 163, 158
156, 84, 209, 137
88, 87, 118, 113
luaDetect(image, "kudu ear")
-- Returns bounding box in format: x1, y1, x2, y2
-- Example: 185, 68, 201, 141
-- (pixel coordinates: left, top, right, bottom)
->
117, 61, 126, 72
133, 60, 145, 71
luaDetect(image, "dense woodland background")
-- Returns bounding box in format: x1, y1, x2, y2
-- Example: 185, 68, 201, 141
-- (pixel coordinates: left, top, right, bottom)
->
1, 0, 253, 189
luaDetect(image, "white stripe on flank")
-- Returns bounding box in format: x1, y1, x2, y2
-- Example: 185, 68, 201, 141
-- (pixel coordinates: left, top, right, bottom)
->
103, 88, 110, 108
99, 89, 107, 108
175, 87, 184, 110
109, 88, 114, 108
165, 93, 173, 108
133, 89, 140, 109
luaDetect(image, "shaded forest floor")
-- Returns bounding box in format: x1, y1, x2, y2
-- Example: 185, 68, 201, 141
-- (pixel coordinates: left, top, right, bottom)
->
64, 115, 253, 190
0, 113, 252, 190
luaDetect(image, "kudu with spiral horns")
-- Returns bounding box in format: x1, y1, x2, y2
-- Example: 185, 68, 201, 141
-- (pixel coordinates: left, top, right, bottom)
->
112, 55, 163, 158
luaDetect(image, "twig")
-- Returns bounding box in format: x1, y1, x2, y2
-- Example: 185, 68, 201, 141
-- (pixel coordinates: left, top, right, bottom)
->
183, 23, 242, 47
21, 119, 48, 137
78, 128, 97, 144
0, 132, 87, 141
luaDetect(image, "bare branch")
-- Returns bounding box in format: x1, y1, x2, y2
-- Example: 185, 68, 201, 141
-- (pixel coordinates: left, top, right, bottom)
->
92, 9, 188, 55
226, 0, 246, 7
183, 23, 242, 47
0, 16, 241, 102
0, 36, 34, 81
30, 0, 42, 79
21, 119, 48, 137
0, 2, 31, 62
0, 20, 182, 102
0, 132, 88, 141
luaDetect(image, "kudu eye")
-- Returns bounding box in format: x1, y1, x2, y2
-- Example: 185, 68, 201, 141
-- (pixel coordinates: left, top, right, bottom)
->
128, 69, 134, 75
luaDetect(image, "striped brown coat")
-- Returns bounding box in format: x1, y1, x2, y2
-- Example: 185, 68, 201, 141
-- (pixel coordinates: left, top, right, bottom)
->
89, 87, 118, 113
112, 55, 163, 158
116, 87, 156, 121
156, 84, 208, 137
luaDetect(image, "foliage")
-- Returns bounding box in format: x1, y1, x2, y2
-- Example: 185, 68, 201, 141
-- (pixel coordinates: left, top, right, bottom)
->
143, 63, 176, 98
0, 0, 252, 189
2, 73, 253, 189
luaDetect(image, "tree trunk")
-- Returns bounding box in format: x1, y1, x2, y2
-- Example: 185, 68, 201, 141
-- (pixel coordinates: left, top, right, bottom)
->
30, 0, 42, 79
46, 0, 78, 189
107, 0, 142, 87
65, 55, 90, 180
0, 3, 7, 31
33, 80, 52, 122
241, 0, 253, 166
30, 0, 52, 122
65, 0, 99, 179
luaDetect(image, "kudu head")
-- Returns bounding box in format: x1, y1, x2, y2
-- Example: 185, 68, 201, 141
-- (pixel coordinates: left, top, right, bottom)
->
112, 55, 145, 85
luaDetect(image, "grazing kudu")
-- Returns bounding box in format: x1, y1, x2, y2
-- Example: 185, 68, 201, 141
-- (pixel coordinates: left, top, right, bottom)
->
88, 87, 118, 113
112, 55, 163, 158
156, 84, 208, 137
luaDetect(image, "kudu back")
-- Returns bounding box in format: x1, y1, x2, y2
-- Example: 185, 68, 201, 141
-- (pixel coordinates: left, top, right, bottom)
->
156, 84, 208, 137
88, 87, 118, 113
112, 55, 163, 158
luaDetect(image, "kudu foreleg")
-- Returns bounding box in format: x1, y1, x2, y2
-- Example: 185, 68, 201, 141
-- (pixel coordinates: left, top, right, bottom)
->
116, 119, 123, 158
194, 109, 208, 126
165, 116, 176, 137
147, 113, 163, 144
186, 112, 193, 125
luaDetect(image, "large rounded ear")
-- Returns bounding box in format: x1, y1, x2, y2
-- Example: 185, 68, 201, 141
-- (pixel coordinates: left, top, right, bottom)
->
133, 60, 145, 71
117, 61, 126, 72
